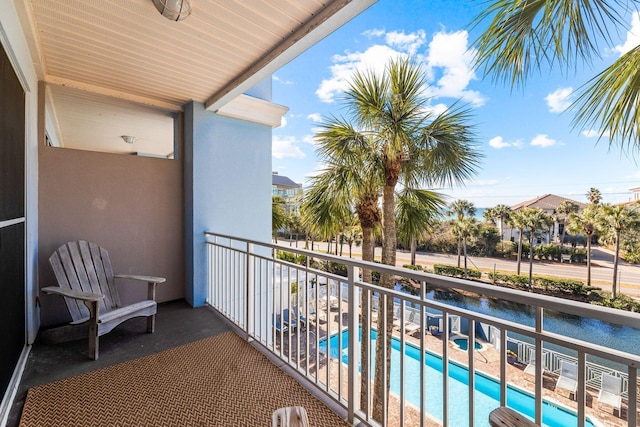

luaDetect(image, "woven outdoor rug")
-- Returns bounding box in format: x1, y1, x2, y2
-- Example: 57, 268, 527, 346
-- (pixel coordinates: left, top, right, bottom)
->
20, 331, 350, 426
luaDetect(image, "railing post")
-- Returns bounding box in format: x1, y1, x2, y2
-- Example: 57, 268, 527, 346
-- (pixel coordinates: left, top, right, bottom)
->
534, 307, 543, 426
577, 351, 586, 427
245, 242, 253, 340
500, 328, 507, 406
347, 264, 357, 424
628, 366, 637, 427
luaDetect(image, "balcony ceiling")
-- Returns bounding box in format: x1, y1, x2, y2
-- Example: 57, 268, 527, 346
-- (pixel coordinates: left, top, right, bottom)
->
16, 0, 374, 155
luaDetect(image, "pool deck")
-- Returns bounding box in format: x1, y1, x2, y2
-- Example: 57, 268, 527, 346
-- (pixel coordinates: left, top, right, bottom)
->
291, 300, 635, 427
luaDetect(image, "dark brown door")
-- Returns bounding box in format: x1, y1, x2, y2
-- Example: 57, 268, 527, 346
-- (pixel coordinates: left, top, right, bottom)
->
0, 42, 26, 397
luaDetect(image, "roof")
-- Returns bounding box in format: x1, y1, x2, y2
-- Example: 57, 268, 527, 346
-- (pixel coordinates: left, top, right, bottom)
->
511, 194, 586, 212
272, 174, 301, 188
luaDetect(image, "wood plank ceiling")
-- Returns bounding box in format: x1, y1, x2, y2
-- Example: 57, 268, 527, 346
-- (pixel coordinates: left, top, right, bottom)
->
18, 0, 374, 155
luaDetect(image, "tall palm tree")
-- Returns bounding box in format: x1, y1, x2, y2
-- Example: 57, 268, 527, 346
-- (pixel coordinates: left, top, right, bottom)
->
451, 216, 479, 277
598, 204, 640, 298
472, 1, 640, 152
329, 57, 481, 423
587, 187, 602, 205
447, 199, 477, 267
567, 205, 601, 286
508, 208, 529, 275
485, 204, 511, 251
302, 131, 381, 414
522, 208, 553, 289
272, 196, 286, 242
556, 200, 580, 246
396, 188, 445, 266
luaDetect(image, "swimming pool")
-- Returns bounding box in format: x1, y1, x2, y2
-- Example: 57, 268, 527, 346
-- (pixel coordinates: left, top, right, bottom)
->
453, 338, 482, 351
320, 328, 595, 427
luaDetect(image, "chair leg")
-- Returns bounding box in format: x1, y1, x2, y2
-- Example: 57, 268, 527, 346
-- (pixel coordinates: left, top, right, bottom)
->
84, 300, 99, 360
147, 314, 156, 333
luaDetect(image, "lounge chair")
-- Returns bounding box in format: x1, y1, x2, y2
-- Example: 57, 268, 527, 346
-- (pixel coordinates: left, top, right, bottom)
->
42, 240, 165, 360
556, 360, 578, 396
598, 373, 622, 412
404, 310, 421, 334
392, 304, 403, 328
273, 313, 288, 333
282, 308, 298, 330
524, 348, 545, 376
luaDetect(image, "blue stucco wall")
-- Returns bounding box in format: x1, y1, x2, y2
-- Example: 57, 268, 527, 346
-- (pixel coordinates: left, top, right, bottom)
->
184, 101, 272, 307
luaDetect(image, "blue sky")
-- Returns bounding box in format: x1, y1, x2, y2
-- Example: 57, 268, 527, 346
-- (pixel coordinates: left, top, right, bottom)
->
271, 0, 640, 208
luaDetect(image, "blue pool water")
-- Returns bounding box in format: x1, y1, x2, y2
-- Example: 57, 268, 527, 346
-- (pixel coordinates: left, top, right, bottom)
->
320, 328, 595, 427
453, 338, 482, 351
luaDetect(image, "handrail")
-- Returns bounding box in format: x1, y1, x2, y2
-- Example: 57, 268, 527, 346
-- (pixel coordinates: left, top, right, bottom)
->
204, 232, 640, 427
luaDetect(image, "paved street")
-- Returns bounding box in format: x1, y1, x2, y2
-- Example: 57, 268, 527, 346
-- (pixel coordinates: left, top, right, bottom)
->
276, 239, 640, 298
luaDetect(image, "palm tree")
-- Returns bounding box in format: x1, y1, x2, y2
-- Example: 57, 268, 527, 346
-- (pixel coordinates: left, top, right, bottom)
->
598, 204, 640, 298
447, 200, 477, 267
556, 200, 580, 246
396, 188, 445, 266
472, 1, 640, 152
508, 209, 529, 275
485, 204, 511, 251
522, 208, 553, 289
327, 57, 481, 423
451, 216, 479, 277
587, 187, 602, 205
567, 205, 601, 286
272, 196, 286, 242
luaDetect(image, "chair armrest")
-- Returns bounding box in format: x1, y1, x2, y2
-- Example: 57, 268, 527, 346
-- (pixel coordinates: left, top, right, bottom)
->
114, 275, 165, 301
114, 274, 166, 284
41, 286, 104, 302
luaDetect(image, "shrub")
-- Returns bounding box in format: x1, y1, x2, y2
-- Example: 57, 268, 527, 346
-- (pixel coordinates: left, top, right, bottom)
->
592, 294, 640, 312
433, 264, 481, 279
403, 264, 423, 271
488, 272, 528, 289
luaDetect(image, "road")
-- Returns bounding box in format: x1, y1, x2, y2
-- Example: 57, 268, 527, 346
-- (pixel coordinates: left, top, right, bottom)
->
276, 239, 640, 298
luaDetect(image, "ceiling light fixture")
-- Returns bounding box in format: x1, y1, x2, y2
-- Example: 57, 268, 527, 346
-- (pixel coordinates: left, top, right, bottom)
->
152, 0, 192, 22
121, 135, 137, 144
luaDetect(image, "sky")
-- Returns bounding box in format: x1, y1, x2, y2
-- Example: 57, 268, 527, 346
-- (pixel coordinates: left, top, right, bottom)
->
271, 0, 640, 208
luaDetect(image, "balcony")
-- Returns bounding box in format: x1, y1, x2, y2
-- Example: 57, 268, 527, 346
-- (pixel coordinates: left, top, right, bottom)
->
205, 232, 640, 427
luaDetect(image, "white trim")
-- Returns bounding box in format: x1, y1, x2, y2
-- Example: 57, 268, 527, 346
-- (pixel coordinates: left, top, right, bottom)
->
0, 218, 25, 229
216, 94, 288, 128
0, 345, 31, 427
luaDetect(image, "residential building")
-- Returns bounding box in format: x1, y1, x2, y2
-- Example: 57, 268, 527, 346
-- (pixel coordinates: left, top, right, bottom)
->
500, 194, 585, 244
272, 172, 303, 215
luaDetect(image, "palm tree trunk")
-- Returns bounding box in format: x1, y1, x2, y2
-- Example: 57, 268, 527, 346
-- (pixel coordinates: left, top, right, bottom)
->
586, 233, 592, 287
517, 233, 523, 275
360, 226, 374, 414
463, 236, 468, 277
457, 238, 462, 267
410, 237, 416, 266
528, 234, 534, 290
373, 184, 397, 424
613, 230, 620, 298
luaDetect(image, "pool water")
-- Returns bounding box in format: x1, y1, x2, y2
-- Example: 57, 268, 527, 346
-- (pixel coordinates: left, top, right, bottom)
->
453, 338, 482, 351
320, 328, 595, 427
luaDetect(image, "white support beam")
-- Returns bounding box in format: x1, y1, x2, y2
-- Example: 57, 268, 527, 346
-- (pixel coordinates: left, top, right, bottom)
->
216, 94, 288, 128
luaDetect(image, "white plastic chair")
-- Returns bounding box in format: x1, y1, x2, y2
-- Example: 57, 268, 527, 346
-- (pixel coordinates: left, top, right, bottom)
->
272, 406, 309, 427
556, 360, 578, 396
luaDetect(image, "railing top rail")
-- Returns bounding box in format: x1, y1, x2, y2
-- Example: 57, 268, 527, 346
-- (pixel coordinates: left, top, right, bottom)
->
204, 232, 640, 330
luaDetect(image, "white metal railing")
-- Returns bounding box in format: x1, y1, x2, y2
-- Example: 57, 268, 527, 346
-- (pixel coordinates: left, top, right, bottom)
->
205, 232, 640, 427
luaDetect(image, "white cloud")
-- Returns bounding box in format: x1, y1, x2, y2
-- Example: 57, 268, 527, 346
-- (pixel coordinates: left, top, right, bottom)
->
272, 136, 305, 159
626, 171, 640, 179
425, 30, 486, 107
385, 30, 427, 56
488, 136, 524, 149
530, 134, 557, 148
545, 87, 573, 113
307, 113, 322, 123
474, 179, 500, 186
280, 116, 287, 128
272, 75, 293, 85
615, 11, 640, 55
302, 134, 317, 145
424, 103, 448, 116
582, 129, 610, 138
362, 28, 385, 38
316, 44, 405, 103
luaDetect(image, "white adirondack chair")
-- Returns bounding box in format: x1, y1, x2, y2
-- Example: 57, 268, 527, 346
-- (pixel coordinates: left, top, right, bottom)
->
42, 240, 165, 360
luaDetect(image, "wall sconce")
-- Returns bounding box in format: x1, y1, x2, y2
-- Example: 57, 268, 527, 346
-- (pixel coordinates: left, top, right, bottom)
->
152, 0, 192, 22
121, 135, 137, 144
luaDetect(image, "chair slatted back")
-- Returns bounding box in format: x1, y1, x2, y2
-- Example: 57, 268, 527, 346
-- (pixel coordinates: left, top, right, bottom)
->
49, 241, 121, 322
